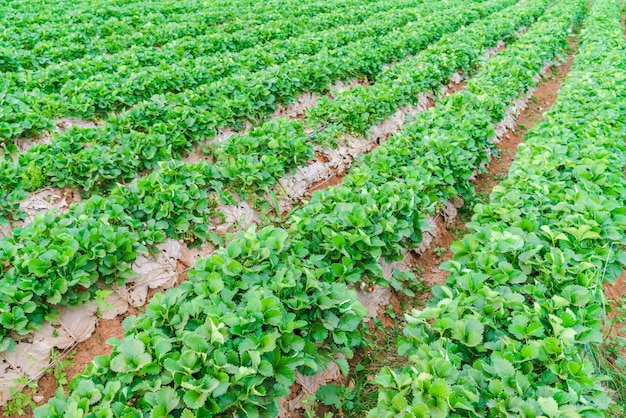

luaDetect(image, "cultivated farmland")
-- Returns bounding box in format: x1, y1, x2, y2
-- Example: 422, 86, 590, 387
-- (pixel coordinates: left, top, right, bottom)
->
0, 0, 625, 416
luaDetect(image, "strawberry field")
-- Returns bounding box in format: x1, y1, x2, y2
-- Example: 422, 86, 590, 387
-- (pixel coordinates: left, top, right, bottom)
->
1, 0, 625, 416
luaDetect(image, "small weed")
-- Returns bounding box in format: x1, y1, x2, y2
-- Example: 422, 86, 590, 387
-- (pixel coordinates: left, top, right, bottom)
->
6, 376, 37, 416
302, 395, 320, 418
450, 223, 468, 240
321, 318, 408, 417
20, 161, 45, 191
412, 264, 425, 277
316, 384, 355, 413
591, 295, 626, 416
492, 173, 506, 182
474, 190, 490, 205
383, 306, 397, 320
94, 289, 113, 317
433, 246, 447, 257
49, 348, 76, 388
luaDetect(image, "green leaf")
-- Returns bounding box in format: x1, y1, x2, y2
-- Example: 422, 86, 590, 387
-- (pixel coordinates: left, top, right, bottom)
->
147, 387, 179, 417
183, 390, 208, 410
538, 397, 559, 417
316, 384, 343, 408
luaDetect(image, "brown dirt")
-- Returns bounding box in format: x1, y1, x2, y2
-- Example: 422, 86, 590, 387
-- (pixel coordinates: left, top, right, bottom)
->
378, 293, 403, 328
475, 37, 578, 195
445, 79, 467, 94
602, 270, 626, 418
412, 36, 578, 313
415, 217, 458, 287
280, 382, 305, 418
605, 271, 626, 336
308, 172, 346, 192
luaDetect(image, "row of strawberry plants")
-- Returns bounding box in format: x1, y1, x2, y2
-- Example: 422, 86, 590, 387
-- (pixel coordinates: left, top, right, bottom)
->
0, 0, 208, 46
0, 0, 350, 71
0, 118, 316, 352
35, 226, 368, 417
1, 0, 497, 141
30, 2, 584, 415
368, 0, 626, 416
287, 0, 583, 290
197, 0, 548, 180
0, 0, 522, 352
106, 0, 506, 136
0, 0, 211, 44
33, 0, 433, 115
0, 0, 540, 340
0, 0, 510, 201
0, 0, 534, 337
0, 0, 228, 70
305, 0, 535, 135
3, 0, 396, 93
2, 0, 220, 37
0, 0, 398, 145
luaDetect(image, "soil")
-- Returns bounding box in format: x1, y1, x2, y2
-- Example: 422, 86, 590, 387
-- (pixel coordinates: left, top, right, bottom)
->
603, 270, 626, 402
605, 271, 626, 320
475, 37, 577, 195
308, 171, 345, 192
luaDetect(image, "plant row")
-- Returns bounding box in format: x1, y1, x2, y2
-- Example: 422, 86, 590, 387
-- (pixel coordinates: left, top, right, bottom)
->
0, 0, 496, 146
3, 0, 404, 94
368, 0, 626, 416
0, 0, 360, 71
0, 0, 512, 215
29, 2, 585, 415
0, 117, 316, 352
0, 0, 520, 347
197, 0, 549, 187
305, 0, 537, 135
0, 0, 404, 144
38, 0, 431, 115
287, 0, 581, 293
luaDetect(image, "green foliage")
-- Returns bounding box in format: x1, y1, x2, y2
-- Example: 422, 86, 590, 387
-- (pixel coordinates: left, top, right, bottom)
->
6, 376, 37, 416
0, 0, 526, 354
316, 384, 356, 411
369, 0, 626, 415
36, 226, 367, 416
307, 0, 548, 136
6, 0, 623, 416
48, 349, 76, 388
20, 160, 44, 191
0, 0, 512, 207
